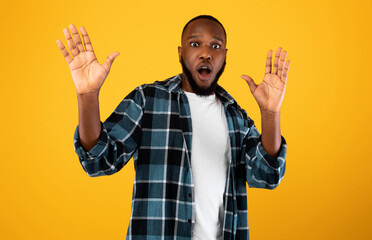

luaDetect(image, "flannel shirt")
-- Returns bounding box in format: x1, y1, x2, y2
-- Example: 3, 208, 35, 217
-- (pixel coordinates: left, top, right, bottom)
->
74, 74, 287, 240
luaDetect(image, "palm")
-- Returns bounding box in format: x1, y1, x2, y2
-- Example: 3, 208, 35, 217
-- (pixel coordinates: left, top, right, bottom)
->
242, 48, 290, 113
57, 24, 119, 95
69, 52, 108, 94
252, 73, 286, 112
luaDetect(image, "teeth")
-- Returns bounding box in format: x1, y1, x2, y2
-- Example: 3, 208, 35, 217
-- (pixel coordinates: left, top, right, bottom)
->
201, 67, 208, 70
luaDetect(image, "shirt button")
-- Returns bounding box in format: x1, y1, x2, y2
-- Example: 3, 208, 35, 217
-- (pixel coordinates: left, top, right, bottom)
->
188, 193, 192, 198
188, 219, 192, 223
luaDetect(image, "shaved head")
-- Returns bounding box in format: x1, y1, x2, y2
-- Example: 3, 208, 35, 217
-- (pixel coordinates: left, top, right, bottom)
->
181, 15, 226, 44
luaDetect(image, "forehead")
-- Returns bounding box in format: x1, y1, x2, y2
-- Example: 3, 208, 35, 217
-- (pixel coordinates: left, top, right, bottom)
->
182, 19, 225, 43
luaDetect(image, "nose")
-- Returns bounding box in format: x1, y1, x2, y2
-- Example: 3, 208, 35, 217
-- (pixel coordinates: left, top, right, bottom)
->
199, 45, 212, 60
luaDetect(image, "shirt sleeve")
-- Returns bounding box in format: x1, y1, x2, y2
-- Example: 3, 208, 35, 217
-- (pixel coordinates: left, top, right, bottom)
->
73, 87, 145, 177
243, 117, 287, 189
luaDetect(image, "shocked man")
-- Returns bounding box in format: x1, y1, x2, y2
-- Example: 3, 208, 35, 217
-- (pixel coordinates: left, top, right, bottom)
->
57, 15, 290, 240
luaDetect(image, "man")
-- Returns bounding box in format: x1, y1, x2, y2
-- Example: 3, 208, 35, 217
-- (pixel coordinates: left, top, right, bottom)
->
57, 15, 290, 240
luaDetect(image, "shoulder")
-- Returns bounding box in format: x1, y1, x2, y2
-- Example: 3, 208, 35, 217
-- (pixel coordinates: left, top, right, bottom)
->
216, 85, 255, 128
122, 74, 182, 109
132, 74, 183, 96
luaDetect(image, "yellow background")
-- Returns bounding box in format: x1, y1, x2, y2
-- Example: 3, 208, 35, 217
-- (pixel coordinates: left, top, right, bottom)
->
1, 0, 371, 239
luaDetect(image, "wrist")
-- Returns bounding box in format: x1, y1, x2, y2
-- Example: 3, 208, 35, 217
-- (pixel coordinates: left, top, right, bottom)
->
260, 108, 280, 116
77, 91, 99, 101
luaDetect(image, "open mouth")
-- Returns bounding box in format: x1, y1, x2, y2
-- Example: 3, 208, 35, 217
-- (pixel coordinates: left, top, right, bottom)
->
197, 65, 212, 81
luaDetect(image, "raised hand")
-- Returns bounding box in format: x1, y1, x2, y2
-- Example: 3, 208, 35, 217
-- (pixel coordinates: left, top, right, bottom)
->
241, 47, 290, 113
56, 24, 120, 95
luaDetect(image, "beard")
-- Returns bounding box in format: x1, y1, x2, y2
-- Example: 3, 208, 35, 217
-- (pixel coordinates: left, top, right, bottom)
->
180, 57, 226, 96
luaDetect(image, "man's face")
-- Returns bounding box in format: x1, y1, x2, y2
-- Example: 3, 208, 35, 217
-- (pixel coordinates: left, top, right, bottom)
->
178, 18, 227, 95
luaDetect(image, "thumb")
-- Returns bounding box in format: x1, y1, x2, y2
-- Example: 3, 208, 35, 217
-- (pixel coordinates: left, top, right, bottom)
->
102, 51, 120, 72
241, 74, 257, 94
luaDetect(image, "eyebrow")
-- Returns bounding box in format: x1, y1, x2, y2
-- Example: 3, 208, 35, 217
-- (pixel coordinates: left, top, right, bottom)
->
187, 34, 224, 43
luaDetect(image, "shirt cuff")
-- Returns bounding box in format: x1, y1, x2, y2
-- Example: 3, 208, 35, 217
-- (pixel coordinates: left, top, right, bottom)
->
257, 135, 287, 169
73, 122, 109, 159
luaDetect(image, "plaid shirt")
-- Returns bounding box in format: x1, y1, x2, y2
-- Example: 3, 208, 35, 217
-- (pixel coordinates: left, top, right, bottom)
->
74, 74, 287, 240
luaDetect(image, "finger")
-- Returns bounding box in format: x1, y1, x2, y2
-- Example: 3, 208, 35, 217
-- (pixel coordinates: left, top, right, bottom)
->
80, 26, 94, 52
272, 47, 282, 74
265, 50, 272, 74
102, 52, 120, 73
241, 75, 257, 94
277, 50, 287, 80
70, 24, 85, 53
281, 60, 290, 84
69, 24, 84, 53
63, 28, 79, 57
56, 39, 73, 64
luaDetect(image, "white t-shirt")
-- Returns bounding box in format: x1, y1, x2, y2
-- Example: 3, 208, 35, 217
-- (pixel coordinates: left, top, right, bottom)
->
185, 92, 230, 240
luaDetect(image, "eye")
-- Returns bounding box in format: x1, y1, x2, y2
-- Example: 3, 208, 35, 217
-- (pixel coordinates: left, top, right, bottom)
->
190, 42, 199, 47
212, 44, 221, 49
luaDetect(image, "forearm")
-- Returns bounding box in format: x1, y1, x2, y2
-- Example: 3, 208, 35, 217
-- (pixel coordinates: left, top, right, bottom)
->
77, 92, 101, 151
260, 109, 281, 157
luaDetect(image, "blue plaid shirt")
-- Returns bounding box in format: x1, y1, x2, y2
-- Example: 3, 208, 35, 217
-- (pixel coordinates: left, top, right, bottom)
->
74, 74, 287, 240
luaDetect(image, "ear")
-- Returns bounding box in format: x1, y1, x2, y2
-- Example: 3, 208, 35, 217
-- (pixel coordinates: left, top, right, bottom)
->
178, 46, 182, 63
